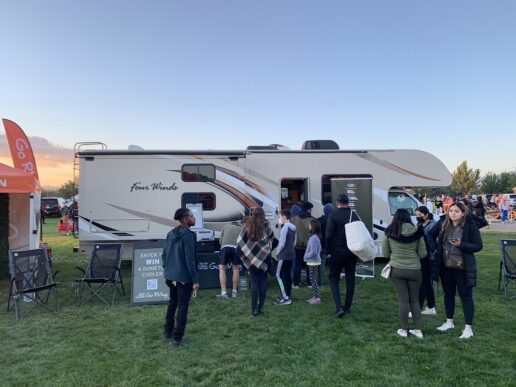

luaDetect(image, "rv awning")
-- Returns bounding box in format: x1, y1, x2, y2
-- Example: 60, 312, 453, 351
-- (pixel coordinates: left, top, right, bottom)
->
0, 163, 39, 193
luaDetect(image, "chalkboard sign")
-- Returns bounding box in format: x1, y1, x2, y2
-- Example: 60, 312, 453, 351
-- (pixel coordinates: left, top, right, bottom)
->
331, 177, 375, 278
131, 240, 169, 306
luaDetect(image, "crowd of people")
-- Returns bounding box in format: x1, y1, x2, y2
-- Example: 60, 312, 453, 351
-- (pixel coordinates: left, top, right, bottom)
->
431, 193, 512, 224
161, 193, 487, 347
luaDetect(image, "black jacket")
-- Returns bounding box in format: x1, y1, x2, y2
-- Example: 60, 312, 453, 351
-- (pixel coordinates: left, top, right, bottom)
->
325, 207, 360, 255
428, 217, 483, 287
162, 226, 198, 283
317, 214, 329, 252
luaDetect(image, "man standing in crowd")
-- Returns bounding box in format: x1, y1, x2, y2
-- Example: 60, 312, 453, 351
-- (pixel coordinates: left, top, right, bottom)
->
162, 208, 199, 348
326, 194, 360, 318
216, 220, 242, 298
292, 201, 315, 288
317, 203, 334, 285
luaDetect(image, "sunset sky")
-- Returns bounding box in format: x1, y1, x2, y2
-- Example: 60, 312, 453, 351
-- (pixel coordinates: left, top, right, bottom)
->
1, 1, 515, 188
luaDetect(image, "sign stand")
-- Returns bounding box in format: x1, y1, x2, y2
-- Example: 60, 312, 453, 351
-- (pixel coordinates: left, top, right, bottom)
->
131, 240, 169, 306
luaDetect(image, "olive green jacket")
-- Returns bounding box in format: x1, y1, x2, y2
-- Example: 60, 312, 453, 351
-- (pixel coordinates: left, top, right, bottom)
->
382, 223, 427, 270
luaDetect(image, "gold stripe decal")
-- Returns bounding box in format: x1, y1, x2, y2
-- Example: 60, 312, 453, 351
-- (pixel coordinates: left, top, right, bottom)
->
359, 154, 440, 181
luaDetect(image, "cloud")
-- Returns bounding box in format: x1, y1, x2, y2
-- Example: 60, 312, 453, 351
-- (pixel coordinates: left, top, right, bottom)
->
0, 134, 73, 168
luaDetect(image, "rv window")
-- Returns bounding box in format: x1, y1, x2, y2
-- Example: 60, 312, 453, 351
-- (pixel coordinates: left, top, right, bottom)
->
181, 164, 216, 182
182, 193, 216, 211
388, 192, 418, 215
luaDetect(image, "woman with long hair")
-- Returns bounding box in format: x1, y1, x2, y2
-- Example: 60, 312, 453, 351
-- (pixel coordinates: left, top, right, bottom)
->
236, 207, 275, 316
382, 209, 427, 338
429, 202, 483, 339
472, 196, 486, 218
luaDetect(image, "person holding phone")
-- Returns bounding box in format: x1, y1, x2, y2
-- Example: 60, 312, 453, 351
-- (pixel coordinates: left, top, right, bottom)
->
428, 202, 483, 339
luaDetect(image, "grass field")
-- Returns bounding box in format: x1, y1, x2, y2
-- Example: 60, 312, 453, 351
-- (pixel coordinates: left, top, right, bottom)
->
1, 219, 516, 386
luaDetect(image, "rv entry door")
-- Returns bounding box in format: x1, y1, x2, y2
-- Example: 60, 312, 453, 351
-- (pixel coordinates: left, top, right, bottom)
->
281, 178, 308, 211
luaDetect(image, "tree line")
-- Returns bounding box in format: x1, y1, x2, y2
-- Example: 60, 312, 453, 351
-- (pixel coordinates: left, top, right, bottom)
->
42, 181, 77, 199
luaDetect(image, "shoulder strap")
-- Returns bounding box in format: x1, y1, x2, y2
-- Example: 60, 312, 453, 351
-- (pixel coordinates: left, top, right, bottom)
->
349, 210, 362, 222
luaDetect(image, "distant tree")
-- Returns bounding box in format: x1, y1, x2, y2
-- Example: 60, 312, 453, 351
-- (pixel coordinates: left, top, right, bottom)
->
42, 187, 59, 197
42, 181, 77, 198
498, 172, 515, 193
57, 180, 77, 199
480, 172, 499, 194
449, 161, 480, 196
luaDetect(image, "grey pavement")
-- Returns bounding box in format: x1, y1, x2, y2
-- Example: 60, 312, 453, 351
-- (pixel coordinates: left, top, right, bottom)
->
482, 220, 516, 233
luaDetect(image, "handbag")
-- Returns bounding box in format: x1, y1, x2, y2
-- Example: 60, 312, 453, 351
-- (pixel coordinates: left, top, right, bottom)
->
444, 251, 465, 271
381, 263, 391, 279
345, 210, 377, 262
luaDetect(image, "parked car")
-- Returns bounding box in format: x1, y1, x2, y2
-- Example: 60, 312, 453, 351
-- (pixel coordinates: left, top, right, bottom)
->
42, 197, 67, 217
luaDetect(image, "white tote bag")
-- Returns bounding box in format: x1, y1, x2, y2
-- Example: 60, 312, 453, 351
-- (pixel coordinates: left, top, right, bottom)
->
345, 210, 377, 262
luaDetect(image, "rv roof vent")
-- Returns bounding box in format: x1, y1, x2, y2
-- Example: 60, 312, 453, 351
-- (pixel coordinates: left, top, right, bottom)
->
301, 140, 339, 150
246, 144, 289, 150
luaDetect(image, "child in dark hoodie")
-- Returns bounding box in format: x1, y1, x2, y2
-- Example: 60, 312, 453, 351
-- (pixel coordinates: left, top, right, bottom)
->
162, 208, 199, 348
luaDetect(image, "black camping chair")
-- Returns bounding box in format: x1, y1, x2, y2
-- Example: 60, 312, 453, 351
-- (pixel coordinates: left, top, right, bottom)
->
75, 243, 125, 306
7, 248, 60, 320
499, 240, 516, 300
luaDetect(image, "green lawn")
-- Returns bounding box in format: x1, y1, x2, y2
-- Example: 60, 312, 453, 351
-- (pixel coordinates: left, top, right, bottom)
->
1, 219, 515, 386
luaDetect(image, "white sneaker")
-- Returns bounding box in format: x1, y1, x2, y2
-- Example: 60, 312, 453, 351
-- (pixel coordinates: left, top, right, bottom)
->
459, 328, 474, 339
421, 307, 437, 316
396, 329, 408, 338
216, 293, 229, 299
437, 321, 455, 332
292, 285, 300, 289
409, 329, 424, 339
231, 290, 238, 298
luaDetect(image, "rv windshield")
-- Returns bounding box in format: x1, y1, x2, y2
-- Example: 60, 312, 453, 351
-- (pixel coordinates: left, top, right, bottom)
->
388, 192, 419, 215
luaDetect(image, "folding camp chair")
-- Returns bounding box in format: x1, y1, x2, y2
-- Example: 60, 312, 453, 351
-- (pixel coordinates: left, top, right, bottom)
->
7, 248, 60, 320
499, 240, 516, 300
75, 243, 125, 306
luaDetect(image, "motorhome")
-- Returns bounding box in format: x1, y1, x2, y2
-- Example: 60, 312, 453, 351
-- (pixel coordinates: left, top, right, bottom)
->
75, 141, 452, 258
